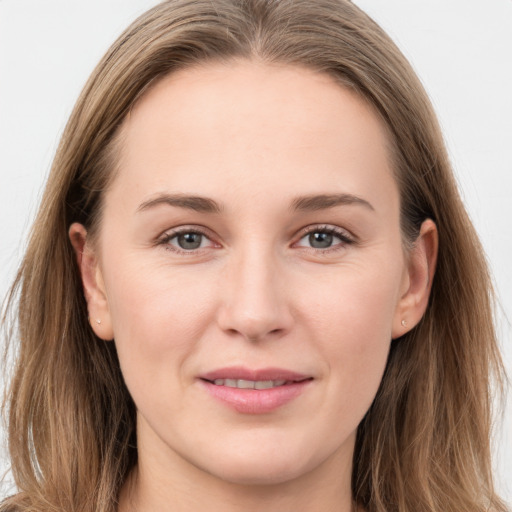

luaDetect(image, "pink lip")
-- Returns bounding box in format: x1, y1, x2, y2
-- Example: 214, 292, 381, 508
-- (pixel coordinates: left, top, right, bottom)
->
200, 366, 310, 382
198, 366, 313, 414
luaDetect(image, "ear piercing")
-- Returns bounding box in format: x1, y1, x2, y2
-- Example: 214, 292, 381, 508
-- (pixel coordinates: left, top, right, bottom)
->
401, 319, 407, 327
96, 319, 102, 325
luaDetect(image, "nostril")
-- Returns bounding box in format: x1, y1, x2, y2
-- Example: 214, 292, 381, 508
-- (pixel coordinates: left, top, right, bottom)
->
246, 328, 284, 343
216, 293, 294, 342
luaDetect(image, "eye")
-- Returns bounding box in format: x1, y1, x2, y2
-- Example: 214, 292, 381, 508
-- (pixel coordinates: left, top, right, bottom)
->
305, 231, 335, 249
295, 226, 354, 250
174, 232, 206, 250
159, 228, 218, 252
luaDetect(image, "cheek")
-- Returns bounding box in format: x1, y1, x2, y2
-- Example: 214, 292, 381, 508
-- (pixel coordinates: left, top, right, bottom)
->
300, 261, 401, 404
302, 258, 401, 341
102, 258, 218, 387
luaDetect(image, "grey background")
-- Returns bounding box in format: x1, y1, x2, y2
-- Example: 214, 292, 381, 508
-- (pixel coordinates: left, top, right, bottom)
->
1, 0, 510, 502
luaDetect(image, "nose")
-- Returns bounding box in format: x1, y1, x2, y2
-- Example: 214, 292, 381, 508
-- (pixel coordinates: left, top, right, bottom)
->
216, 244, 294, 343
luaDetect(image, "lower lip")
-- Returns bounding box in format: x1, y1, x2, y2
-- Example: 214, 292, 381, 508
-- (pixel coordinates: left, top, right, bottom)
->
200, 380, 312, 414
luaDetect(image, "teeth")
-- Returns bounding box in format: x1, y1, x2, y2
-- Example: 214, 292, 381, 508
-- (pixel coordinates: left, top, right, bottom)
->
254, 380, 276, 389
237, 379, 255, 389
212, 379, 288, 389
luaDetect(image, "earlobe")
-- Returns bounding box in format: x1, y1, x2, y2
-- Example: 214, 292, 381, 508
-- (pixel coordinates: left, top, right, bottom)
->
392, 219, 438, 339
68, 223, 114, 341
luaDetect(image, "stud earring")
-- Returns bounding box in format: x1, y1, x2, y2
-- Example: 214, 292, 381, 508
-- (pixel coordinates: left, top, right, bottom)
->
401, 319, 407, 327
96, 319, 102, 325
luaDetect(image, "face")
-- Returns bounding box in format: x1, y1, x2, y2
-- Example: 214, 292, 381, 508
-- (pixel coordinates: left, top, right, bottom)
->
75, 62, 425, 487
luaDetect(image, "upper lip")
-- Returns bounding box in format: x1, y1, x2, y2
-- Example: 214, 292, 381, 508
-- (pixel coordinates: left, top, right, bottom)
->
200, 366, 312, 383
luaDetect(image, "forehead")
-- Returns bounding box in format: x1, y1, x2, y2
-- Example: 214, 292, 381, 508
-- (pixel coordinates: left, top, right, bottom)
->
110, 61, 397, 215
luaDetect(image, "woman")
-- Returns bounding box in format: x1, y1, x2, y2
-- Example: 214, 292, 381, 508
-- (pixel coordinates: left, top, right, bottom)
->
1, 0, 508, 511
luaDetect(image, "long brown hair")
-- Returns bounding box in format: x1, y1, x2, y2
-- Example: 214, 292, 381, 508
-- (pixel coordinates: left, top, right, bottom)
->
1, 1, 507, 511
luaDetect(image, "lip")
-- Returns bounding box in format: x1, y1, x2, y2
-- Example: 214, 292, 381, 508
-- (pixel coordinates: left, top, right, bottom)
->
198, 366, 313, 414
200, 366, 311, 382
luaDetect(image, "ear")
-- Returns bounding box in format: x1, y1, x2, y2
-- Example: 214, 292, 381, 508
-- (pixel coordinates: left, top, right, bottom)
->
392, 219, 438, 339
69, 222, 114, 341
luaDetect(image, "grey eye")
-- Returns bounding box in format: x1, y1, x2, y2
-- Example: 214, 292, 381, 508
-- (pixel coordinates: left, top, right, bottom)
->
176, 232, 204, 250
308, 232, 334, 248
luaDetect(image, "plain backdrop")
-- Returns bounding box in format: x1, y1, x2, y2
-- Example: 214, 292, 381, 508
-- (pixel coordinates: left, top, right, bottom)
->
0, 0, 511, 503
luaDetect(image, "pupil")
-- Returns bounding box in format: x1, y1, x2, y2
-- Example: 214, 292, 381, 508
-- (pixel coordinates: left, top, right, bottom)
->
309, 232, 333, 249
178, 233, 202, 250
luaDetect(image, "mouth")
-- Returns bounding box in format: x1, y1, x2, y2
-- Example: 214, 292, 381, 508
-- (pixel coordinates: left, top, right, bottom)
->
198, 367, 313, 414
203, 378, 311, 390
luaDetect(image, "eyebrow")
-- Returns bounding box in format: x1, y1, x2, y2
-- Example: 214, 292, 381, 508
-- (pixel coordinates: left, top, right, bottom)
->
137, 192, 374, 215
137, 193, 223, 214
291, 193, 375, 212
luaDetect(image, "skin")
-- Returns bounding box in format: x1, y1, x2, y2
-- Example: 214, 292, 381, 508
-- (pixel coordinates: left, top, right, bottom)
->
70, 61, 437, 512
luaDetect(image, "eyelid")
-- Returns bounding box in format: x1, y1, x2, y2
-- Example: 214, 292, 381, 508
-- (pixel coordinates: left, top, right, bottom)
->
157, 225, 220, 253
293, 224, 356, 248
155, 223, 356, 254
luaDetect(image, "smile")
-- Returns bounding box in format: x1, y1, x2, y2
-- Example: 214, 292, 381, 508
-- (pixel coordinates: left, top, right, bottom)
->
211, 379, 288, 389
199, 367, 313, 414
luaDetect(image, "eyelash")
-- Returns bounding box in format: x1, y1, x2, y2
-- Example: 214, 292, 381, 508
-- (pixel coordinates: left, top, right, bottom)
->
294, 225, 356, 253
158, 226, 217, 255
157, 224, 356, 255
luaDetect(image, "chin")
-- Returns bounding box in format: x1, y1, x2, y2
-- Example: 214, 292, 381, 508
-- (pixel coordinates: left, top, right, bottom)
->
206, 461, 310, 486
195, 445, 321, 486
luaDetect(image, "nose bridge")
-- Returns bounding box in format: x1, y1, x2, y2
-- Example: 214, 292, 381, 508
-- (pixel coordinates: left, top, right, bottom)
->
217, 240, 292, 341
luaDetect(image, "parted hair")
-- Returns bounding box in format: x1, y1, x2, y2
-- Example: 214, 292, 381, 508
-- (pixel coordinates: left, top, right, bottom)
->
1, 1, 507, 511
